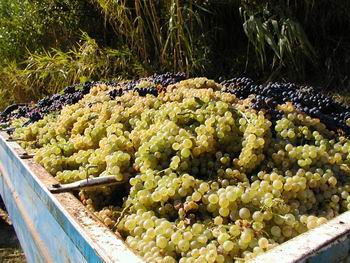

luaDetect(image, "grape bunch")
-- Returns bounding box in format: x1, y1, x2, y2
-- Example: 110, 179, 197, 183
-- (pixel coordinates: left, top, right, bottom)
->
149, 72, 187, 86
107, 72, 186, 99
1, 73, 186, 125
0, 82, 97, 125
11, 77, 350, 262
108, 85, 159, 99
222, 77, 350, 134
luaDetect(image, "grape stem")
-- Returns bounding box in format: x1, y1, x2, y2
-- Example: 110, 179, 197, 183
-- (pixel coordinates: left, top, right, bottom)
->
113, 203, 133, 230
233, 108, 250, 123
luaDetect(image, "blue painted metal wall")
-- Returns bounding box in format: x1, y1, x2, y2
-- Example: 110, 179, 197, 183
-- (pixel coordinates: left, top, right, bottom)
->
0, 136, 105, 263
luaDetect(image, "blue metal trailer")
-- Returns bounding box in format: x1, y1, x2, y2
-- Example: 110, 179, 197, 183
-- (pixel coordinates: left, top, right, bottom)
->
0, 132, 143, 263
1, 131, 350, 262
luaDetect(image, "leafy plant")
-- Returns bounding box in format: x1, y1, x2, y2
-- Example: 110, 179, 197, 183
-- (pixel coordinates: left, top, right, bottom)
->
0, 33, 146, 107
0, 0, 350, 110
239, 1, 316, 78
0, 0, 43, 62
0, 0, 106, 64
92, 0, 208, 73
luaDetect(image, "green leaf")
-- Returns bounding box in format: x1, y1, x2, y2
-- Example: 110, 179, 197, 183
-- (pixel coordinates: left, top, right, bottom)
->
194, 97, 205, 107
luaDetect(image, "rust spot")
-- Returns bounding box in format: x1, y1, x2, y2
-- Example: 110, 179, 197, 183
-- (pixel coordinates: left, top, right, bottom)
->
115, 231, 122, 239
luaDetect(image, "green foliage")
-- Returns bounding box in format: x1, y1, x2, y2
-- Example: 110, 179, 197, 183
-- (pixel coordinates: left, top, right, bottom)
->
22, 33, 144, 92
240, 1, 316, 76
92, 0, 209, 73
0, 0, 43, 62
240, 0, 350, 83
0, 0, 106, 63
0, 33, 146, 107
0, 0, 350, 109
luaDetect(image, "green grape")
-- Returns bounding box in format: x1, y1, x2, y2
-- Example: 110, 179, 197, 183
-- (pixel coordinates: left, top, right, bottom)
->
239, 207, 251, 219
156, 236, 168, 249
208, 194, 219, 204
12, 78, 350, 262
258, 237, 269, 249
178, 240, 190, 252
271, 226, 281, 237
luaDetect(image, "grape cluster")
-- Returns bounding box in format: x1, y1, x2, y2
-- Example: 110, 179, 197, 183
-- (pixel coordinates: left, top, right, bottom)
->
222, 78, 350, 134
1, 73, 186, 125
108, 86, 159, 99
149, 72, 187, 86
11, 77, 350, 262
108, 88, 124, 99
0, 104, 27, 123
0, 82, 96, 124
107, 72, 186, 99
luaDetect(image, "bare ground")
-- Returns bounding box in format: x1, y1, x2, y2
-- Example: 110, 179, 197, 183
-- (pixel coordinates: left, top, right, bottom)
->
0, 200, 26, 263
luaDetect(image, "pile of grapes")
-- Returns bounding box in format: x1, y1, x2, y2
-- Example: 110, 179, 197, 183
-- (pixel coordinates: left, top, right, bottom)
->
222, 77, 350, 134
0, 72, 186, 125
7, 76, 350, 263
0, 82, 93, 125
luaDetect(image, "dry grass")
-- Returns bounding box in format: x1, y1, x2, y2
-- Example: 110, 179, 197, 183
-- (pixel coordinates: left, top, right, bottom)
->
0, 249, 26, 263
0, 207, 26, 263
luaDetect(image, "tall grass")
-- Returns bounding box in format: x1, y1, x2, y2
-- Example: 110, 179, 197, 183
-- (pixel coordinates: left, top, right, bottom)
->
239, 1, 316, 79
1, 0, 350, 109
92, 0, 207, 73
238, 0, 350, 83
0, 33, 146, 107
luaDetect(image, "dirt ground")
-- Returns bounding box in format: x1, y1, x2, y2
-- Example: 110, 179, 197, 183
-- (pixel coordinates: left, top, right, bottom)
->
0, 199, 26, 263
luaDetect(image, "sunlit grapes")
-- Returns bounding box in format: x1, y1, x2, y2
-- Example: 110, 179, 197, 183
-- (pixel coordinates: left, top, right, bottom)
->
12, 77, 350, 262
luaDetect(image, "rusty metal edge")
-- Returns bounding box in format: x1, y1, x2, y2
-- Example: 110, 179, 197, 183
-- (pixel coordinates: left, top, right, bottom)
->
0, 132, 144, 263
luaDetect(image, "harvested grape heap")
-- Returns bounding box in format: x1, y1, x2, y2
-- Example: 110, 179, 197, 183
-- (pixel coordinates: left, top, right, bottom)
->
0, 72, 186, 125
10, 77, 350, 263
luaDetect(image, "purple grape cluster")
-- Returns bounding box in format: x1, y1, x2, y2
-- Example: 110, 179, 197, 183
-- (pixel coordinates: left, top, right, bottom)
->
0, 82, 96, 124
1, 73, 186, 125
108, 88, 124, 99
108, 72, 186, 99
222, 77, 350, 134
149, 72, 187, 86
